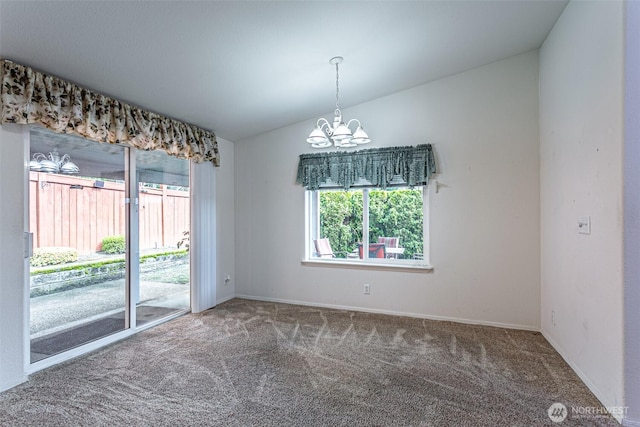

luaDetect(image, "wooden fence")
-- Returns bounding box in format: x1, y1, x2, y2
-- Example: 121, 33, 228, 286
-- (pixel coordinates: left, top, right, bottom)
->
29, 172, 189, 254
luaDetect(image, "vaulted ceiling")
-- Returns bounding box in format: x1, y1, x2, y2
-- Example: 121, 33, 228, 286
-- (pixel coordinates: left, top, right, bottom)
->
0, 1, 567, 142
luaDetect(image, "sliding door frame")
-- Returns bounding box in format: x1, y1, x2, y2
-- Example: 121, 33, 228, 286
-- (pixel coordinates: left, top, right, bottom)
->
25, 129, 194, 374
125, 148, 136, 330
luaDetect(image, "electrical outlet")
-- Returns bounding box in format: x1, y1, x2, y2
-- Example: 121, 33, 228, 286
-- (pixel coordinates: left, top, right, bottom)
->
364, 284, 370, 295
551, 310, 556, 326
578, 216, 591, 235
224, 274, 231, 286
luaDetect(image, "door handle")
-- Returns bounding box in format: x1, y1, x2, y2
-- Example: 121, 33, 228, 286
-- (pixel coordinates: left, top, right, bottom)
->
24, 232, 33, 258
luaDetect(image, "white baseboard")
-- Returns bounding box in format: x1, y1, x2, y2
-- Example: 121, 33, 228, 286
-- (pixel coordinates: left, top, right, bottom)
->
233, 294, 540, 332
216, 294, 235, 305
0, 376, 27, 394
541, 329, 624, 425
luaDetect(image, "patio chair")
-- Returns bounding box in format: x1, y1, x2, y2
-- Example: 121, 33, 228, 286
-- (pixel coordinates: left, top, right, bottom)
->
357, 243, 386, 259
377, 237, 399, 248
313, 238, 350, 259
377, 237, 403, 258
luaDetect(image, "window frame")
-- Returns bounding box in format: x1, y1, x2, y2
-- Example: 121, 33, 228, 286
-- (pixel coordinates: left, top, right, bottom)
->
304, 185, 432, 271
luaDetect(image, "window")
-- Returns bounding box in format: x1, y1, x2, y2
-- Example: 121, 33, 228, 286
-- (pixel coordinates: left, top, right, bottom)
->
297, 144, 436, 268
306, 186, 428, 266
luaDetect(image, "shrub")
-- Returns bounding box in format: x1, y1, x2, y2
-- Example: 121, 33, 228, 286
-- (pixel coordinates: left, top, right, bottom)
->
101, 235, 126, 254
177, 231, 189, 251
30, 247, 78, 267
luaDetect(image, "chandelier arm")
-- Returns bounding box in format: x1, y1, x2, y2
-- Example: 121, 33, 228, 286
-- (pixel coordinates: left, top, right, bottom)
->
317, 117, 331, 131
346, 119, 361, 130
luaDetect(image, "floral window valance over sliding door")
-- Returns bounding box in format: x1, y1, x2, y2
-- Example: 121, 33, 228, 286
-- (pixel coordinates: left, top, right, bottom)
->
296, 144, 436, 190
0, 59, 219, 166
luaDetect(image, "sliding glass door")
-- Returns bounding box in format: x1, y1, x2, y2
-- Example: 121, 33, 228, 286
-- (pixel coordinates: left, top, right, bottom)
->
28, 128, 128, 362
28, 127, 190, 363
135, 149, 190, 325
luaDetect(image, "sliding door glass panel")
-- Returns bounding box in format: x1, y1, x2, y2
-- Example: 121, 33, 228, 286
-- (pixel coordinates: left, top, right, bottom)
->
135, 149, 190, 325
29, 127, 128, 363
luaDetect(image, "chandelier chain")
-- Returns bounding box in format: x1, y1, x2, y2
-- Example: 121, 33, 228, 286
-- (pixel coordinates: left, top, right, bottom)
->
335, 61, 340, 112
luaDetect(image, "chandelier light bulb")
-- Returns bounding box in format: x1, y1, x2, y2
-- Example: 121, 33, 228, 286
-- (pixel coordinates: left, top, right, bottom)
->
332, 122, 352, 141
351, 126, 371, 144
306, 126, 329, 144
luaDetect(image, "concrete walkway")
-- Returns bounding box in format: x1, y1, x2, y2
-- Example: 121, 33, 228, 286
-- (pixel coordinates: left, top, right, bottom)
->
30, 276, 189, 338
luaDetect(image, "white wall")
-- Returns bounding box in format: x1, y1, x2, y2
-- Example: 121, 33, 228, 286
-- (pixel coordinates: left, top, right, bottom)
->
215, 138, 235, 304
624, 1, 640, 423
0, 125, 28, 392
539, 0, 624, 414
234, 51, 541, 329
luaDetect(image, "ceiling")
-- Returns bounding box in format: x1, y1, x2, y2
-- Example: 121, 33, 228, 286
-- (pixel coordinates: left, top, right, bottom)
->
0, 1, 568, 143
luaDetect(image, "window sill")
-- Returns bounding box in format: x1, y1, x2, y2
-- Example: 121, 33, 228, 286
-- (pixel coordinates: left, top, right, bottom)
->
301, 259, 433, 273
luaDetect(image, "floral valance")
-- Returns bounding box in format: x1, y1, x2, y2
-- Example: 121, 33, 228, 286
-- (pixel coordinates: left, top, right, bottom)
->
1, 59, 219, 166
296, 144, 436, 190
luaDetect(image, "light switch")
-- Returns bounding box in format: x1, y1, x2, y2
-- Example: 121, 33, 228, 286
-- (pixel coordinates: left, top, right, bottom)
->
578, 216, 591, 235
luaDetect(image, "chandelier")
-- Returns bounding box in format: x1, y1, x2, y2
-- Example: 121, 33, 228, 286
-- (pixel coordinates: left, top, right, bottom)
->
29, 148, 79, 174
306, 56, 371, 149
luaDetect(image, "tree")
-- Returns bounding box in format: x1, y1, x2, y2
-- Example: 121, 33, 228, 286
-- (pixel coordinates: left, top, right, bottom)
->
319, 191, 362, 257
319, 188, 423, 258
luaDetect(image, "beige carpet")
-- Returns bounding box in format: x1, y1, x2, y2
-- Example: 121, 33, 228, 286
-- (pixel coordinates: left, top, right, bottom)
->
0, 298, 617, 426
